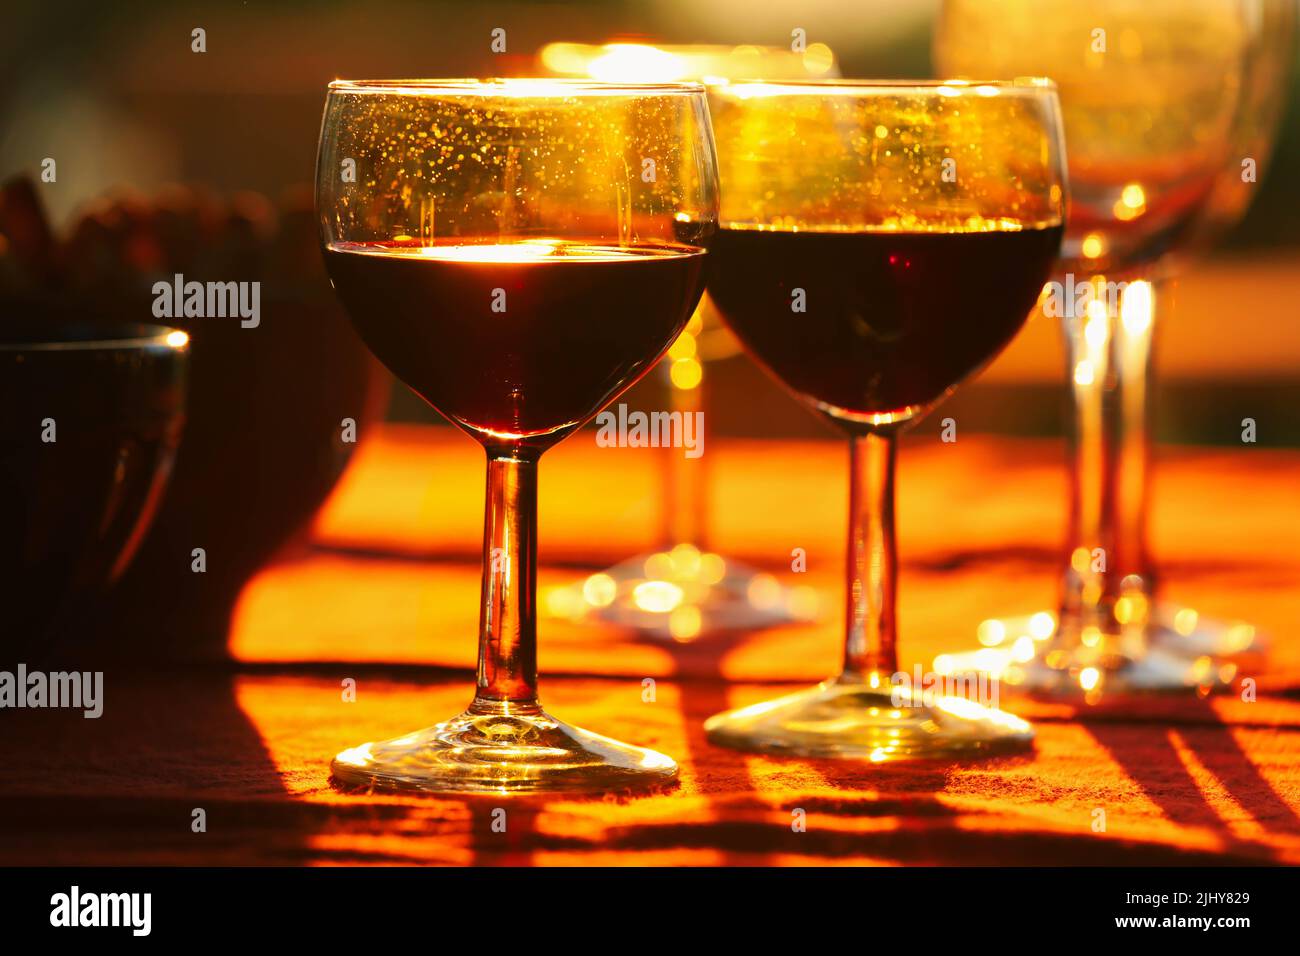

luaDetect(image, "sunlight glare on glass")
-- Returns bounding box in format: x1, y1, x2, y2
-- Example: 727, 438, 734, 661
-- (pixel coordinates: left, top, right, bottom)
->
582, 573, 617, 608
1121, 280, 1154, 336
588, 43, 687, 82
633, 580, 685, 613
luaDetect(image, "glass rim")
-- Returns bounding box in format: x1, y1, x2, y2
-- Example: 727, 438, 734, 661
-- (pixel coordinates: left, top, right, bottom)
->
327, 77, 708, 96
708, 77, 1058, 95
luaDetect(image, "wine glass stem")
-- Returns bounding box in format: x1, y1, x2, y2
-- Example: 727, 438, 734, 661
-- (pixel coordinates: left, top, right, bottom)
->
1060, 275, 1157, 638
472, 450, 541, 715
660, 363, 708, 549
841, 431, 899, 680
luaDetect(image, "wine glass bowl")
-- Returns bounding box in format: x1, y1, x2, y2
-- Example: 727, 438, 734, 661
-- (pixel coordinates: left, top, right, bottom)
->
937, 0, 1248, 275
707, 81, 1065, 429
702, 80, 1066, 760
319, 79, 716, 455
317, 79, 717, 793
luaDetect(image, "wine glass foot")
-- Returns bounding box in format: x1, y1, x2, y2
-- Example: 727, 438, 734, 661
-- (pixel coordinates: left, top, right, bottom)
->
549, 544, 815, 641
703, 678, 1034, 761
934, 604, 1263, 696
972, 606, 1264, 660
331, 709, 678, 795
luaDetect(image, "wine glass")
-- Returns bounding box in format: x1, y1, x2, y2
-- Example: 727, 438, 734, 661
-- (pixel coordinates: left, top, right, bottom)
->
316, 79, 718, 792
539, 43, 842, 641
934, 0, 1293, 696
701, 79, 1066, 759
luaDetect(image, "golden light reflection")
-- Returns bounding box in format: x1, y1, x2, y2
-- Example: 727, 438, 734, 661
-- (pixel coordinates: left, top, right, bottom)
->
667, 331, 697, 360
802, 42, 835, 75
1081, 232, 1107, 259
587, 44, 687, 82
334, 742, 374, 767
548, 541, 811, 635
632, 580, 685, 613
669, 605, 702, 641
977, 619, 1007, 646
936, 696, 1032, 732
1173, 607, 1200, 636
1029, 611, 1056, 640
545, 585, 583, 619
582, 573, 617, 608
670, 355, 703, 389
539, 41, 839, 84
1113, 182, 1147, 220
699, 553, 727, 585
164, 330, 190, 348
1224, 623, 1256, 652
1121, 279, 1154, 336
1084, 298, 1110, 346
1010, 635, 1036, 663
1114, 592, 1149, 626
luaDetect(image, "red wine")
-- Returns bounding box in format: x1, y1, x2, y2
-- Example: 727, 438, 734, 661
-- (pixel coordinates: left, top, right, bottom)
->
325, 239, 707, 448
707, 226, 1063, 423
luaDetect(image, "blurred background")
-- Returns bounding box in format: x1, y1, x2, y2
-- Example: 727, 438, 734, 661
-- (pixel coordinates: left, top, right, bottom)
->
3, 0, 1298, 445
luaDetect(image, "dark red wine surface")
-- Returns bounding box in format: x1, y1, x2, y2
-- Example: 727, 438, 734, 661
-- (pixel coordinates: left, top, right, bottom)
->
707, 226, 1062, 420
326, 239, 707, 446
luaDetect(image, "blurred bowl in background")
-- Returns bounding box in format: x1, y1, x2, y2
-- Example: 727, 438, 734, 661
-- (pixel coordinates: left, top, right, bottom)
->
89, 186, 392, 659
104, 285, 390, 657
0, 318, 188, 660
1, 178, 391, 661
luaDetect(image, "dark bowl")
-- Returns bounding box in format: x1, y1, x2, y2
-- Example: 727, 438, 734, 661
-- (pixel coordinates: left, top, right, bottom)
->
102, 287, 390, 658
0, 182, 390, 660
0, 319, 188, 658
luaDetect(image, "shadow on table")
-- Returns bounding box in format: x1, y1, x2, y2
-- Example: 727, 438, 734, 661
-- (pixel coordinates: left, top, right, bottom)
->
0, 666, 308, 865
1084, 696, 1300, 862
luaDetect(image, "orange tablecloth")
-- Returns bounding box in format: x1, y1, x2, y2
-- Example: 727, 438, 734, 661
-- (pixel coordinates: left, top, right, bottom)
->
2, 426, 1298, 866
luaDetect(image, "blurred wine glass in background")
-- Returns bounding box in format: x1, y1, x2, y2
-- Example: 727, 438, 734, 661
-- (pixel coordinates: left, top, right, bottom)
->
933, 0, 1296, 697
539, 42, 838, 641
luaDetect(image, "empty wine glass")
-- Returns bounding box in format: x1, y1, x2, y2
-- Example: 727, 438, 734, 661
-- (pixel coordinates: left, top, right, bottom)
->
934, 0, 1293, 696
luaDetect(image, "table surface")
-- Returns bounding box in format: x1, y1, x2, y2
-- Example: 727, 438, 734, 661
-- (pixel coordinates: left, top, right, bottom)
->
2, 426, 1298, 866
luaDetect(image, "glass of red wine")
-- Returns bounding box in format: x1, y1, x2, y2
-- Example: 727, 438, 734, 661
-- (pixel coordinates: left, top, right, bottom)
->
316, 79, 718, 792
702, 79, 1067, 760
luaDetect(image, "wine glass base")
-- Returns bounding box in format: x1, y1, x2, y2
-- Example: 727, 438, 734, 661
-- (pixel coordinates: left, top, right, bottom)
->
937, 604, 1263, 696
1010, 647, 1236, 694
978, 606, 1264, 660
550, 546, 813, 641
703, 679, 1034, 761
331, 709, 678, 795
